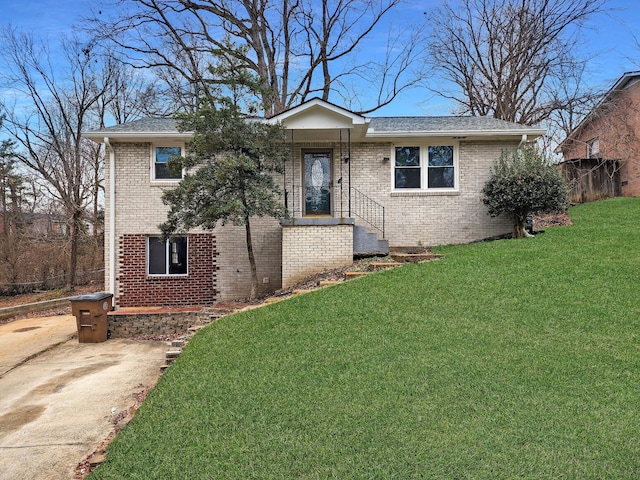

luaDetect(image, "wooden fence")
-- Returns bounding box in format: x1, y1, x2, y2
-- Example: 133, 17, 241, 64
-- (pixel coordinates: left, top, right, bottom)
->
559, 158, 621, 203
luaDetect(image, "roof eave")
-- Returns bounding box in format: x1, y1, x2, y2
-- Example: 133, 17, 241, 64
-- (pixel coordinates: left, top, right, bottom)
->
366, 128, 545, 139
83, 131, 193, 142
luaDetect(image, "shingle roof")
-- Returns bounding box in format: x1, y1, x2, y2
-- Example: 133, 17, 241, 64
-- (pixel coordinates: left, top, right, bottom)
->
85, 118, 183, 134
84, 113, 543, 140
368, 116, 537, 133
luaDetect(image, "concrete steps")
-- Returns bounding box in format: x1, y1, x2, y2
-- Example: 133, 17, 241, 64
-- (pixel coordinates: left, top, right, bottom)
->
369, 261, 403, 270
345, 271, 370, 279
161, 338, 186, 371
344, 250, 445, 281
160, 307, 240, 371
353, 225, 388, 256
390, 253, 445, 263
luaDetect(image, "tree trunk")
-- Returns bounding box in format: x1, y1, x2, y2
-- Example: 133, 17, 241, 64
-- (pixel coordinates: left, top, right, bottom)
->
244, 217, 258, 300
67, 210, 82, 290
513, 215, 526, 239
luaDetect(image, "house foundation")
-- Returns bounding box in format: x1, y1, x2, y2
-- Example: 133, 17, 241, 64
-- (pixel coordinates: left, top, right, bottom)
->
281, 218, 354, 288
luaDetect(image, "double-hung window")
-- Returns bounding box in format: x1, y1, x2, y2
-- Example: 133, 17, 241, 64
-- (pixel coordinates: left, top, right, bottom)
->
587, 137, 600, 158
153, 146, 183, 180
148, 236, 188, 275
393, 144, 457, 190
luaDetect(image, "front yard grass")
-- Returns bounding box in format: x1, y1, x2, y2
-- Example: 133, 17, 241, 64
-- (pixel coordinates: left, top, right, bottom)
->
91, 198, 640, 479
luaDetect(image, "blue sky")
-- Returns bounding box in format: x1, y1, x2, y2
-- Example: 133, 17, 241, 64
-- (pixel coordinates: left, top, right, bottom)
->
2, 0, 640, 117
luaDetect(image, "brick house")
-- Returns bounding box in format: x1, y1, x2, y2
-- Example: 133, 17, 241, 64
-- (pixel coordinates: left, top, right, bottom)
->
556, 71, 640, 200
85, 98, 544, 308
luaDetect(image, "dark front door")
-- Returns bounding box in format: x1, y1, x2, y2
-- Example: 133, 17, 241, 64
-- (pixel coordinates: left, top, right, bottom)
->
304, 151, 331, 215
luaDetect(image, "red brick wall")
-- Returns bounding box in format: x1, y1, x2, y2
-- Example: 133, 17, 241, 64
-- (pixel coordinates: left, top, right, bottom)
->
560, 80, 640, 197
117, 233, 217, 307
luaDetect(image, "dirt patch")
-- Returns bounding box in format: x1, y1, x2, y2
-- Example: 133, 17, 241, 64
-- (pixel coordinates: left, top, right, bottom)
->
532, 211, 573, 228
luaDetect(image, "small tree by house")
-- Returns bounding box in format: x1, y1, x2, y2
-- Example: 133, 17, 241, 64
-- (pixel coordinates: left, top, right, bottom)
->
483, 146, 569, 238
159, 73, 288, 299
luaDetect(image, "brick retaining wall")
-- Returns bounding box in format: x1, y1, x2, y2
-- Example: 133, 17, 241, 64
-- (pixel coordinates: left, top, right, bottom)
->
107, 308, 207, 338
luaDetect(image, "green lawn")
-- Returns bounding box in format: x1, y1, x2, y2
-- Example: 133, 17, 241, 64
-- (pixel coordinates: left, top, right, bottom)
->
91, 198, 640, 479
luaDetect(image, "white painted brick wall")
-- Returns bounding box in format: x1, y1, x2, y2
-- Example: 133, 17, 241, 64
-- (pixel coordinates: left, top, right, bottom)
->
282, 224, 353, 288
283, 140, 514, 246
108, 142, 282, 301
107, 138, 516, 301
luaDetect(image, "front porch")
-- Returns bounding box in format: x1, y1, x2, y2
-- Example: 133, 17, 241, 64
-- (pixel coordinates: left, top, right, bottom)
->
274, 100, 390, 289
279, 216, 388, 289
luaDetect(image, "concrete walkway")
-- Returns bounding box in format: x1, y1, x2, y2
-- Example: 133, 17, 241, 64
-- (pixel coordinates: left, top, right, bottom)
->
0, 315, 77, 376
0, 315, 167, 479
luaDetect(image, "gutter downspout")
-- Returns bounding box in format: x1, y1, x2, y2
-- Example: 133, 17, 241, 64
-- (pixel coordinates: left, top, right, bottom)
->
104, 137, 116, 296
518, 134, 528, 149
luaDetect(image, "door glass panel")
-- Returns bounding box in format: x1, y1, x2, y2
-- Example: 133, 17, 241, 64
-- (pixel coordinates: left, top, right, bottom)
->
304, 152, 331, 214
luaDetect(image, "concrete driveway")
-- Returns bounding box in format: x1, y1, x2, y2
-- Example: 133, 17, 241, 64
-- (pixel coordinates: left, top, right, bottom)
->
0, 314, 167, 480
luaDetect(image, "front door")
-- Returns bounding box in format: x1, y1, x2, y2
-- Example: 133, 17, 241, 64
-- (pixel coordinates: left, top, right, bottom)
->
303, 151, 331, 215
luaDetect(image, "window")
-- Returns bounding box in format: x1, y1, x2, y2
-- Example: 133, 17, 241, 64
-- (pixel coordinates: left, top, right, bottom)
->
148, 236, 187, 275
587, 137, 600, 158
393, 145, 457, 190
427, 146, 455, 188
394, 147, 421, 188
153, 146, 183, 180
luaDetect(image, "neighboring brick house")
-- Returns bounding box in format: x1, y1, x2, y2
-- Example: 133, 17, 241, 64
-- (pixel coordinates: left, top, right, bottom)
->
85, 98, 544, 308
556, 71, 640, 200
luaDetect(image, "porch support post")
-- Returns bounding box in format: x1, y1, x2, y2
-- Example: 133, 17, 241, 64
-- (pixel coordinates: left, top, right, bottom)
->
339, 129, 343, 216
291, 129, 295, 216
348, 129, 352, 217
285, 129, 294, 214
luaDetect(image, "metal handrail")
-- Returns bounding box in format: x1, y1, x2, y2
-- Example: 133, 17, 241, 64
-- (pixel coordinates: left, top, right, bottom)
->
283, 184, 385, 238
350, 187, 385, 238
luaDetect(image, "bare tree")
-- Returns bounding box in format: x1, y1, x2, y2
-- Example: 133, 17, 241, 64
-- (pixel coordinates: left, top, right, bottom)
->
0, 28, 112, 289
86, 58, 163, 239
541, 63, 603, 154
0, 125, 22, 236
426, 0, 605, 125
88, 0, 424, 115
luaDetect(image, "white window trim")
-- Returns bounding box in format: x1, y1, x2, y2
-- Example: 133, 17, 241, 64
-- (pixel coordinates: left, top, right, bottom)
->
147, 236, 189, 277
150, 144, 185, 183
391, 142, 459, 193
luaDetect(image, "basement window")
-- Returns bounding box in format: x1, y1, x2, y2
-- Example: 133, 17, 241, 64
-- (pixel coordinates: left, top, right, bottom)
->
148, 236, 188, 275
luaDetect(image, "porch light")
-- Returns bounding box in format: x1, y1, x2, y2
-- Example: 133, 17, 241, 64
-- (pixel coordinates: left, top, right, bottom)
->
344, 157, 350, 163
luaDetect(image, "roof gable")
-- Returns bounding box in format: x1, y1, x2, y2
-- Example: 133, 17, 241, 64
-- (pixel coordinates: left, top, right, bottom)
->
557, 71, 640, 152
268, 97, 368, 130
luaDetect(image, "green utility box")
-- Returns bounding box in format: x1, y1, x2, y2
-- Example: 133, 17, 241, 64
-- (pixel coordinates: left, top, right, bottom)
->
69, 293, 113, 343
